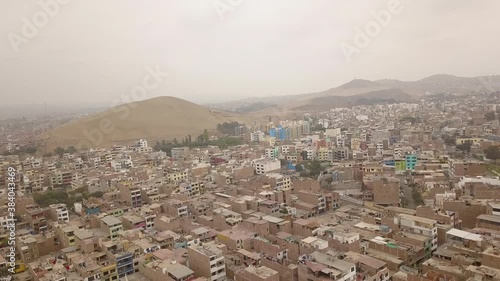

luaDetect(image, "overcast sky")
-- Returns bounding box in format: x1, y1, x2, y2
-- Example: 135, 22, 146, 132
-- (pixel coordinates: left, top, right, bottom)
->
1, 0, 499, 107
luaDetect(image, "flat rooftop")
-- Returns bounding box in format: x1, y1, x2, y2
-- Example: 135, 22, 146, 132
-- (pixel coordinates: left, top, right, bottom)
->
101, 215, 121, 226
398, 213, 437, 225
477, 214, 500, 224
447, 228, 483, 242
244, 266, 278, 278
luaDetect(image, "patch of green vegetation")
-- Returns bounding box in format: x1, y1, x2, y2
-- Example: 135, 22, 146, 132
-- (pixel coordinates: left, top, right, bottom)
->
485, 146, 500, 162
1, 146, 38, 156
411, 183, 425, 206
296, 160, 328, 178
217, 122, 241, 135
486, 164, 500, 176
54, 146, 77, 157
33, 187, 103, 207
154, 136, 243, 155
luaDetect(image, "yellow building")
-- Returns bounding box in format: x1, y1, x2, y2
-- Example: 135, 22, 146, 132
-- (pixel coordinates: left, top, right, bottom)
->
455, 138, 483, 145
101, 263, 118, 281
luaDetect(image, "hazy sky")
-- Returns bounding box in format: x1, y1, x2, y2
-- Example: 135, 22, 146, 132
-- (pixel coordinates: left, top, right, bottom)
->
1, 0, 499, 106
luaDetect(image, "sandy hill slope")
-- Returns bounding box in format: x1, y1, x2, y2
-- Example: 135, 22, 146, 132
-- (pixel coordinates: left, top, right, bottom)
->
376, 74, 500, 95
282, 79, 413, 113
41, 96, 260, 150
210, 75, 500, 115
288, 88, 412, 112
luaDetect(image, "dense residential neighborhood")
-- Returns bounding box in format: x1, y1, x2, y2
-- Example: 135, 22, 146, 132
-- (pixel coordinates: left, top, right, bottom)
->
2, 92, 500, 281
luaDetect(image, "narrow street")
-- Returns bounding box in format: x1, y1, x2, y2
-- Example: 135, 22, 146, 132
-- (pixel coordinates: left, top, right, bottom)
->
400, 176, 416, 209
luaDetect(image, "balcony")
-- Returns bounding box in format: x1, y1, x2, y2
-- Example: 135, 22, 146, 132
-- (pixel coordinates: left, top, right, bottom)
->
211, 269, 226, 281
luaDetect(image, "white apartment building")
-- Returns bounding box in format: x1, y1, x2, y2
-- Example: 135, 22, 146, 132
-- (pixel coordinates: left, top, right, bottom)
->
394, 214, 438, 250
188, 242, 226, 281
304, 147, 315, 160
337, 137, 346, 148
134, 146, 152, 153
49, 204, 70, 223
281, 145, 291, 154
171, 147, 190, 160
250, 131, 265, 142
252, 159, 281, 175
394, 144, 403, 157
176, 204, 189, 218
0, 215, 11, 230
325, 128, 341, 138
284, 206, 296, 216
138, 139, 148, 148
376, 142, 384, 155
332, 232, 360, 244
265, 148, 278, 159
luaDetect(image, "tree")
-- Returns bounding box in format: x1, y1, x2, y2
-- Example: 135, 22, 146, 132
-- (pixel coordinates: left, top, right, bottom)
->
33, 190, 70, 207
456, 141, 472, 153
26, 147, 37, 154
442, 134, 456, 146
188, 134, 192, 143
485, 146, 500, 161
217, 122, 240, 135
43, 152, 54, 157
485, 111, 496, 121
89, 191, 104, 198
173, 138, 178, 145
400, 116, 416, 124
203, 129, 209, 142
54, 147, 65, 156
308, 160, 324, 177
295, 163, 304, 172
411, 184, 425, 206
311, 124, 325, 132
67, 146, 76, 154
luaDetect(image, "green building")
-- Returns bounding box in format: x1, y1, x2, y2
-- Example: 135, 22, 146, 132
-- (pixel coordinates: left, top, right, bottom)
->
405, 154, 418, 170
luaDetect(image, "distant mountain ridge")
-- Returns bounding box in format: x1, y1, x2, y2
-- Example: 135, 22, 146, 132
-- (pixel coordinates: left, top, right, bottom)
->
209, 74, 500, 114
41, 74, 500, 150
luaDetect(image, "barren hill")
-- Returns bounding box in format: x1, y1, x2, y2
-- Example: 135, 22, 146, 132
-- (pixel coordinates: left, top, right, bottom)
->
210, 75, 500, 115
287, 88, 412, 112
282, 79, 413, 113
41, 96, 260, 150
376, 74, 500, 95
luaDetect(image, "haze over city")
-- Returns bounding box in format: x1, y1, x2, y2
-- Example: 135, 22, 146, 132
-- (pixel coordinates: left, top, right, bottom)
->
1, 0, 500, 106
3, 2, 500, 281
